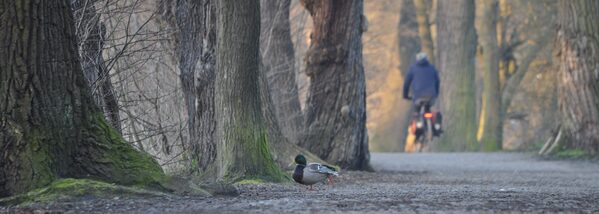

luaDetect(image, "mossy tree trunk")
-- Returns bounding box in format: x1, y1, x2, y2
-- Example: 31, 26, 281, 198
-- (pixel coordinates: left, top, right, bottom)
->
168, 0, 320, 173
214, 0, 284, 181
557, 0, 599, 154
476, 0, 502, 151
436, 0, 478, 151
299, 0, 370, 170
175, 0, 217, 172
260, 0, 304, 145
0, 0, 164, 197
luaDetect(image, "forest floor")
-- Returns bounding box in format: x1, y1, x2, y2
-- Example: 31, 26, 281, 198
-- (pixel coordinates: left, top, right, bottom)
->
3, 153, 599, 213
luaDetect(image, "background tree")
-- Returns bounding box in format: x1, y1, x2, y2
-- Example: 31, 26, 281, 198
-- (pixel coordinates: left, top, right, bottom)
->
299, 0, 370, 170
413, 0, 435, 64
476, 0, 502, 151
213, 0, 285, 181
72, 0, 122, 133
174, 0, 218, 173
96, 0, 191, 171
556, 0, 599, 154
365, 0, 416, 152
436, 0, 478, 151
396, 0, 421, 152
0, 0, 163, 197
260, 0, 326, 169
260, 0, 304, 145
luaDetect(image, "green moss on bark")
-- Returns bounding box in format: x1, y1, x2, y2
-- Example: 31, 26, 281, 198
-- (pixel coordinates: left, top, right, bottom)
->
22, 129, 56, 194
86, 113, 166, 187
217, 125, 287, 183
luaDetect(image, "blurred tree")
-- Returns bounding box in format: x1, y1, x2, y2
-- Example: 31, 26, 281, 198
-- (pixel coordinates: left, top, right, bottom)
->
72, 0, 122, 134
475, 0, 555, 151
174, 0, 217, 172
556, 0, 599, 154
397, 0, 421, 152
476, 0, 502, 151
413, 0, 435, 64
0, 0, 164, 197
436, 0, 478, 151
260, 0, 304, 145
299, 0, 370, 169
497, 0, 516, 87
360, 0, 405, 152
260, 0, 326, 169
258, 53, 325, 170
213, 0, 285, 181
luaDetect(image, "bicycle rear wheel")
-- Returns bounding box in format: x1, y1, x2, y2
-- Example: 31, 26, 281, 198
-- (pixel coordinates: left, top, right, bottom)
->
425, 119, 434, 145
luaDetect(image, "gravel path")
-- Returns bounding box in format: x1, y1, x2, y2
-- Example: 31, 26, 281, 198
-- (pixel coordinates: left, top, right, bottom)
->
4, 153, 599, 213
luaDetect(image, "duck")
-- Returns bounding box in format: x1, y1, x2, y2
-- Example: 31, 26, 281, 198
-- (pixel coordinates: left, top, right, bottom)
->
292, 154, 339, 190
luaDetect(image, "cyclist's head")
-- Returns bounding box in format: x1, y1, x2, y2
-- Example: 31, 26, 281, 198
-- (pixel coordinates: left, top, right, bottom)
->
416, 52, 428, 62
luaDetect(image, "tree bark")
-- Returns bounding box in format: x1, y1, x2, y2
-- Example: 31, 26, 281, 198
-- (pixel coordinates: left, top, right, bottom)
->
0, 0, 164, 197
72, 0, 122, 134
175, 0, 217, 172
413, 0, 435, 64
299, 0, 370, 170
260, 0, 304, 145
476, 0, 502, 151
557, 0, 599, 154
213, 0, 284, 181
436, 0, 478, 151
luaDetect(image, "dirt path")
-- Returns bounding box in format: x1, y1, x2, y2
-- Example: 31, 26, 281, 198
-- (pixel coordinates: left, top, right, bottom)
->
5, 153, 599, 213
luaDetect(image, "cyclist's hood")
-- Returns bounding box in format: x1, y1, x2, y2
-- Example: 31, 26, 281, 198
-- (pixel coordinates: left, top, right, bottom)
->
416, 58, 430, 66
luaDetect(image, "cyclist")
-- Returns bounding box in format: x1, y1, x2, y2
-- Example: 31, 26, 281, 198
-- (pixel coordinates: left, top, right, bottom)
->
402, 52, 442, 137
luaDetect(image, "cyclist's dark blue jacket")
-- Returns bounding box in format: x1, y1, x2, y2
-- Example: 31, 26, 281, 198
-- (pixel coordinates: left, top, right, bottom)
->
402, 58, 440, 101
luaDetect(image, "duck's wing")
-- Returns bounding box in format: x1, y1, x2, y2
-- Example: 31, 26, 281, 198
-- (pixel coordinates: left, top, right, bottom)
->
307, 163, 339, 176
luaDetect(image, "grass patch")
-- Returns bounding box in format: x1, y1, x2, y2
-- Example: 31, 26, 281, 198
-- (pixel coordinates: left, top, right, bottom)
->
0, 178, 171, 206
235, 179, 265, 185
555, 148, 588, 159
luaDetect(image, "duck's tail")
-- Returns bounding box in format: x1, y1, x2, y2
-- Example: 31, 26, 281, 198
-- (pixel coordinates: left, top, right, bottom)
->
322, 164, 339, 176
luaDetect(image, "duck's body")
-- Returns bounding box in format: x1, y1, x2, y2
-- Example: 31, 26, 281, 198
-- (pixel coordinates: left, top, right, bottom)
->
292, 155, 338, 190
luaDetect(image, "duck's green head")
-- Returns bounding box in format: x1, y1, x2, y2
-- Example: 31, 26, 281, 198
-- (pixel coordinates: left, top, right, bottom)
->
294, 154, 307, 165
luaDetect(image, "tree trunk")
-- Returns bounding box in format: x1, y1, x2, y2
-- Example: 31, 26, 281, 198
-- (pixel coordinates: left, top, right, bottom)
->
173, 0, 320, 173
501, 34, 550, 113
258, 60, 326, 170
175, 0, 217, 172
557, 0, 599, 154
260, 0, 304, 145
436, 0, 478, 151
0, 0, 164, 197
299, 0, 370, 170
397, 0, 421, 152
413, 0, 435, 64
259, 0, 326, 169
213, 0, 284, 181
476, 0, 502, 151
72, 0, 122, 134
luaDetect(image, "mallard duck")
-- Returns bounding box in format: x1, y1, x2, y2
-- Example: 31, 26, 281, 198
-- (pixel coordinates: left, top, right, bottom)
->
292, 154, 338, 190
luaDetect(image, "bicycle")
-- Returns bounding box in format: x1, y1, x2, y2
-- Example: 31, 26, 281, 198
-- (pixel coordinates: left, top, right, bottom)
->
410, 98, 441, 152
